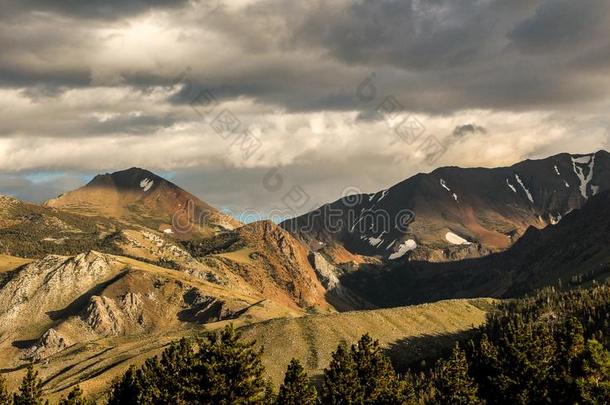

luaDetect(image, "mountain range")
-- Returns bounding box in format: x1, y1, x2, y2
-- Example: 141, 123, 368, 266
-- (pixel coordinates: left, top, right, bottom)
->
1, 151, 610, 400
283, 150, 609, 263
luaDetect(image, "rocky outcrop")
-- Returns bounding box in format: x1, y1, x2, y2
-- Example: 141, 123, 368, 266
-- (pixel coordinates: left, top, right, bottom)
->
228, 221, 331, 310
179, 289, 244, 323
309, 252, 341, 290
117, 229, 227, 285
84, 295, 127, 336
0, 251, 116, 331
23, 328, 72, 361
308, 251, 372, 311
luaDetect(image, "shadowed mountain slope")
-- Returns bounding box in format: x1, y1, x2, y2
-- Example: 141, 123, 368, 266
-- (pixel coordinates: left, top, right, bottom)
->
341, 189, 610, 307
283, 150, 610, 262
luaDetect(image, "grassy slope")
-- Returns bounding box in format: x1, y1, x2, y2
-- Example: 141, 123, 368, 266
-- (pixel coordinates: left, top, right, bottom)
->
240, 298, 497, 386
1, 297, 495, 402
0, 255, 32, 273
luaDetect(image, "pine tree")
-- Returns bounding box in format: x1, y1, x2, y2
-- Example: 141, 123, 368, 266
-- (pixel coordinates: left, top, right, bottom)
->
192, 325, 271, 404
13, 364, 45, 405
276, 359, 316, 405
483, 316, 556, 404
576, 339, 610, 404
469, 334, 502, 401
0, 373, 11, 405
321, 335, 413, 404
434, 345, 482, 405
351, 334, 413, 404
59, 386, 87, 405
108, 326, 271, 404
320, 342, 360, 404
107, 367, 145, 405
549, 317, 585, 403
137, 338, 197, 403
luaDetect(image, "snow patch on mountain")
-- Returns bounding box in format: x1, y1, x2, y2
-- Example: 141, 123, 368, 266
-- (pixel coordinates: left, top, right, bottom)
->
515, 174, 534, 203
445, 232, 471, 245
388, 239, 417, 260
378, 189, 389, 202
506, 179, 517, 193
440, 179, 458, 201
139, 178, 154, 192
571, 154, 595, 199
573, 155, 593, 164
368, 237, 383, 247
368, 189, 389, 203
550, 213, 562, 225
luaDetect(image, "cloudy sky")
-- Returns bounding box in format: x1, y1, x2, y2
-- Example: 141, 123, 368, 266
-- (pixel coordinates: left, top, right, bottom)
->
1, 0, 610, 219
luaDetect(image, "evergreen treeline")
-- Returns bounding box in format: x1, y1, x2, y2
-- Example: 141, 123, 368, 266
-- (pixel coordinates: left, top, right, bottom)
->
410, 283, 610, 404
4, 283, 610, 404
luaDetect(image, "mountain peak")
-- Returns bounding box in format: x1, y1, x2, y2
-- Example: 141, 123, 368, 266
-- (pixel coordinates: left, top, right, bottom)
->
44, 168, 241, 236
87, 167, 163, 193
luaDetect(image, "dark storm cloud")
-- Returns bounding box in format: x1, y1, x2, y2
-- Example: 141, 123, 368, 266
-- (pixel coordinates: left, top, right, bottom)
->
290, 0, 500, 71
159, 0, 610, 113
0, 67, 90, 89
1, 0, 610, 114
509, 0, 610, 53
3, 0, 190, 20
453, 124, 487, 138
85, 113, 183, 136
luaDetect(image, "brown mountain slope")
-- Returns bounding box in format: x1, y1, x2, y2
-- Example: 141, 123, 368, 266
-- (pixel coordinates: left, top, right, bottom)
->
183, 220, 331, 311
283, 150, 610, 262
2, 190, 335, 313
44, 168, 240, 238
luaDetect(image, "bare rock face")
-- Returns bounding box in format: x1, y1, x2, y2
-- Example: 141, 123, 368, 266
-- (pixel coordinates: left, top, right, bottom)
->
310, 252, 341, 290
84, 293, 147, 336
232, 221, 330, 310
308, 251, 371, 311
121, 292, 143, 320
0, 195, 20, 212
121, 229, 228, 285
0, 251, 116, 332
189, 219, 331, 311
23, 328, 72, 361
84, 296, 126, 336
